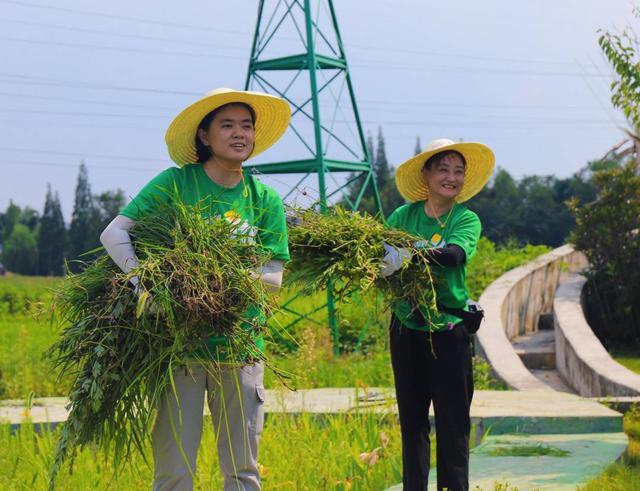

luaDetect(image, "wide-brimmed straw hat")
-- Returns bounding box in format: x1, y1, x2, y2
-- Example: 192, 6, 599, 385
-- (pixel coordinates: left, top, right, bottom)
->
395, 138, 495, 203
165, 88, 291, 166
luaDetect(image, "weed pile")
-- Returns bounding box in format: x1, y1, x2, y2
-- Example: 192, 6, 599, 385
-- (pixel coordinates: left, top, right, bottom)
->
286, 207, 437, 313
46, 199, 272, 489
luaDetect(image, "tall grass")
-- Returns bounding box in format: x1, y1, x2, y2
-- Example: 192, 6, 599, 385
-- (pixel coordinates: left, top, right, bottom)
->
0, 412, 404, 491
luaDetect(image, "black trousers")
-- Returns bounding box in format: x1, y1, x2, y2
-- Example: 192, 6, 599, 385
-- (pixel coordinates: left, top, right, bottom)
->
390, 315, 474, 491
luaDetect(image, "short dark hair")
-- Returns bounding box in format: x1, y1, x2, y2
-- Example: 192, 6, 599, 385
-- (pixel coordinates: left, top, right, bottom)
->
423, 149, 466, 171
195, 102, 257, 163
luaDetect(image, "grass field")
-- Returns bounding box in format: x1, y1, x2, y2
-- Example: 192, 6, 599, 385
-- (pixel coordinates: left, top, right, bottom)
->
0, 237, 543, 400
0, 239, 550, 489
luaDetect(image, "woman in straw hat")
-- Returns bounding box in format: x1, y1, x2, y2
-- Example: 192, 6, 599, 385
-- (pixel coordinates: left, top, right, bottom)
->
99, 88, 291, 491
380, 138, 495, 491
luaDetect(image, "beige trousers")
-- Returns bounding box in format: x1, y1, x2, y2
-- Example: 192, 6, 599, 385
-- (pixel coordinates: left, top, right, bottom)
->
152, 363, 265, 491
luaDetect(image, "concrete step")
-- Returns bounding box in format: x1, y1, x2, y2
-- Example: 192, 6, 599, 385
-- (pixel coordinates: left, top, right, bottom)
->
386, 432, 629, 491
512, 329, 556, 369
531, 369, 576, 394
538, 312, 555, 330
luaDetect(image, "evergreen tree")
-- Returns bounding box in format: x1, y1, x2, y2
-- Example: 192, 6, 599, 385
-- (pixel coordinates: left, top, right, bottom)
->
374, 126, 391, 189
2, 223, 37, 274
38, 185, 66, 276
68, 162, 98, 269
414, 136, 422, 155
375, 128, 404, 215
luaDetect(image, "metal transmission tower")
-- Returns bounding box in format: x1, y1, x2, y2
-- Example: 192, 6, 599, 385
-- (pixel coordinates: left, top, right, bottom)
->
244, 0, 383, 352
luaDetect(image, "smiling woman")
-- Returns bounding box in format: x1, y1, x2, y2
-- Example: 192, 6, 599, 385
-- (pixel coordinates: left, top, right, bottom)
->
96, 87, 292, 491
380, 137, 495, 491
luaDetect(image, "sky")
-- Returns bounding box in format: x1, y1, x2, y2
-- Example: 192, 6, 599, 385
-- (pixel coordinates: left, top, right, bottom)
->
0, 0, 635, 220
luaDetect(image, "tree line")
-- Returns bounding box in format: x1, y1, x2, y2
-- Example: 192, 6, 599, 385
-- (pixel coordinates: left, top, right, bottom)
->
345, 128, 619, 248
0, 134, 624, 276
0, 163, 125, 276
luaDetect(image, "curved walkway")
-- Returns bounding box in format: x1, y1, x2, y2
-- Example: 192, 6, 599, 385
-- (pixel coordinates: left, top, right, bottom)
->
476, 244, 588, 391
555, 273, 640, 398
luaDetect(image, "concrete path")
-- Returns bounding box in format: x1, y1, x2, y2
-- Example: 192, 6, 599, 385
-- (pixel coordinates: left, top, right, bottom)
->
386, 432, 628, 491
0, 388, 622, 434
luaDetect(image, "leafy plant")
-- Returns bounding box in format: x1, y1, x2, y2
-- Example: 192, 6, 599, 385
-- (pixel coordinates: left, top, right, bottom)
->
46, 199, 273, 488
569, 161, 640, 347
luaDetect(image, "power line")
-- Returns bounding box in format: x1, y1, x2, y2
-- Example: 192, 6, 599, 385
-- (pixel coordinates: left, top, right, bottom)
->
0, 72, 201, 96
0, 90, 177, 110
0, 36, 609, 79
0, 146, 168, 162
0, 158, 160, 172
0, 35, 247, 61
0, 107, 623, 125
0, 88, 607, 113
0, 16, 603, 71
0, 17, 251, 51
0, 108, 169, 119
0, 0, 248, 34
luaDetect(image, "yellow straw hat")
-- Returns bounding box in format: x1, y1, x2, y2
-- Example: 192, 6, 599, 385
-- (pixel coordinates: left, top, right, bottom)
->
395, 138, 495, 203
165, 88, 291, 166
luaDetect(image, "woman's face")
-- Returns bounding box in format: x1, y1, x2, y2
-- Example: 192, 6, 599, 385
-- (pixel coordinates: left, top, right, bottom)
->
198, 105, 255, 163
422, 153, 466, 201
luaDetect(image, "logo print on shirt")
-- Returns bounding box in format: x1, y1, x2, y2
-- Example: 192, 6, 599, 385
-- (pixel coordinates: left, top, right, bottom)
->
223, 209, 257, 243
429, 232, 446, 249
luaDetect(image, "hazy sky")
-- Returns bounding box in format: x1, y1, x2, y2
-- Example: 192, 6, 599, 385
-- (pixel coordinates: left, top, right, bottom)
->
0, 0, 634, 220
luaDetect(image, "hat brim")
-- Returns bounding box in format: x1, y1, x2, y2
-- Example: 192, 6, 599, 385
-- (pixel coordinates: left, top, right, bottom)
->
395, 142, 495, 203
165, 90, 291, 166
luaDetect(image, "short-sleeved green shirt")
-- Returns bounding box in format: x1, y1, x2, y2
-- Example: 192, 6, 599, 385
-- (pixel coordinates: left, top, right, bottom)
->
121, 163, 290, 359
387, 202, 481, 332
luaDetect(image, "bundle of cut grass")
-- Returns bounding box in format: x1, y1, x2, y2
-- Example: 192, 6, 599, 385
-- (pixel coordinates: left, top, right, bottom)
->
286, 207, 437, 313
46, 198, 272, 489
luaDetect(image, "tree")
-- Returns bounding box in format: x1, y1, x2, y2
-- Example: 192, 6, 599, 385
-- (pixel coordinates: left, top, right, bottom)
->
38, 185, 66, 276
569, 160, 640, 346
2, 224, 37, 275
68, 162, 98, 268
374, 126, 391, 189
341, 131, 378, 214
92, 189, 126, 241
19, 207, 40, 232
1, 200, 21, 242
599, 9, 640, 135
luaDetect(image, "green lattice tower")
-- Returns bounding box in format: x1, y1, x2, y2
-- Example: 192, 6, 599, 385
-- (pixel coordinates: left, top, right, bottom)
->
244, 0, 383, 353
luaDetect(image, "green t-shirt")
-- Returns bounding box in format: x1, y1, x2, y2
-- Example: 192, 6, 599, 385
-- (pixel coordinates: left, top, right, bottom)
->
387, 202, 481, 332
120, 163, 290, 359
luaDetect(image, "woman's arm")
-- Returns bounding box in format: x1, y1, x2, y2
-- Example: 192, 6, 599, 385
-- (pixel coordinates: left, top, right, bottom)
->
100, 215, 141, 290
251, 260, 284, 292
425, 244, 466, 267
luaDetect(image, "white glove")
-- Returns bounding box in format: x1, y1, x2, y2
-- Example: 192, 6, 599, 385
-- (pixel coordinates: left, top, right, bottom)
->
380, 243, 412, 277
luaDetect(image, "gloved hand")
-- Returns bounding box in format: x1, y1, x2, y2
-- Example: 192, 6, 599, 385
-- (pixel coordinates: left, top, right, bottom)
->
133, 281, 162, 317
380, 243, 412, 277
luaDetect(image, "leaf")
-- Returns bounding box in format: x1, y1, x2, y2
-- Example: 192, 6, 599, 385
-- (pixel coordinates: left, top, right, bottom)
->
136, 290, 149, 319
